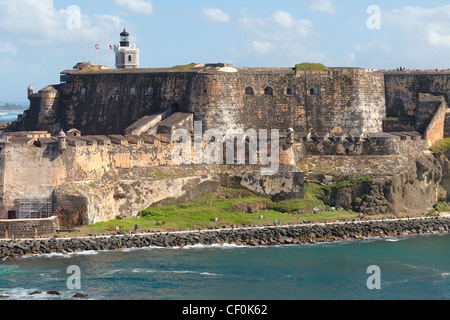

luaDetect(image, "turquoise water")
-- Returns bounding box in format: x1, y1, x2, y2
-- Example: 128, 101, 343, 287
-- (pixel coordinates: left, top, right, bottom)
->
0, 234, 448, 300
0, 111, 22, 122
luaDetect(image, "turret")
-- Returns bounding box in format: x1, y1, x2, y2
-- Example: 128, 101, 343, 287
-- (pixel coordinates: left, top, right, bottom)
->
56, 129, 67, 153
27, 85, 33, 99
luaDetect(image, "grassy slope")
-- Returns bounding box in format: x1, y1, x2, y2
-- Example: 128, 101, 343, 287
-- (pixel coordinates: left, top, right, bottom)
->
430, 138, 450, 155
87, 183, 358, 234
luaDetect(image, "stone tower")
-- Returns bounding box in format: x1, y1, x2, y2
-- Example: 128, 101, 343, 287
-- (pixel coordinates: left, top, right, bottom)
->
114, 29, 139, 69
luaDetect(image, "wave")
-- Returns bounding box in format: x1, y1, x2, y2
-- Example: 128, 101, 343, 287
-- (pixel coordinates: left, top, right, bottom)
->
18, 250, 100, 260
0, 287, 92, 300
131, 268, 222, 277
180, 243, 245, 250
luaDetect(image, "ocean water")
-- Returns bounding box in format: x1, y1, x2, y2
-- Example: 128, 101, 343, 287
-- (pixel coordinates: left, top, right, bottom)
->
0, 111, 22, 122
0, 234, 448, 300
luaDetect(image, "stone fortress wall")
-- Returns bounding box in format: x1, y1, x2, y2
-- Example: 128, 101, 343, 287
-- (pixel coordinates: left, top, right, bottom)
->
23, 67, 387, 136
3, 65, 450, 237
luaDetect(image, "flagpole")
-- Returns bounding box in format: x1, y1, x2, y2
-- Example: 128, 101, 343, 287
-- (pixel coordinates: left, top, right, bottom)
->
95, 44, 99, 65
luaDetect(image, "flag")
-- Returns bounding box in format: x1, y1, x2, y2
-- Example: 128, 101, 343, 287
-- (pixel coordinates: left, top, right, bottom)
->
95, 44, 100, 50
109, 45, 113, 50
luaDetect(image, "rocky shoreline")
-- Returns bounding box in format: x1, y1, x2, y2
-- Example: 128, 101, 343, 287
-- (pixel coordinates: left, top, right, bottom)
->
1, 217, 449, 260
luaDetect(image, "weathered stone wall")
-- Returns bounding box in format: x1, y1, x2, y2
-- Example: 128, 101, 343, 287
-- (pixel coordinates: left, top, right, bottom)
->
293, 133, 428, 158
0, 132, 304, 227
202, 69, 385, 135
24, 68, 386, 136
0, 138, 175, 214
0, 216, 59, 239
424, 100, 446, 145
384, 72, 450, 122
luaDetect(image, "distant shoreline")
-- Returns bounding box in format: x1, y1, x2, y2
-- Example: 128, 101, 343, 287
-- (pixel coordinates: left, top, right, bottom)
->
1, 216, 449, 260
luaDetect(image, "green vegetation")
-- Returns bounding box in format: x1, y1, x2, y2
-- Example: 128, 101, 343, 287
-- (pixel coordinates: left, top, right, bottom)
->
323, 176, 373, 191
288, 63, 328, 75
167, 63, 198, 72
430, 138, 450, 155
296, 63, 328, 71
87, 183, 359, 234
428, 200, 450, 215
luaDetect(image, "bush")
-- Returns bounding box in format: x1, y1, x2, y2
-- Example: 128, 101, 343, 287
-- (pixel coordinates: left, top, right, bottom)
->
295, 63, 328, 71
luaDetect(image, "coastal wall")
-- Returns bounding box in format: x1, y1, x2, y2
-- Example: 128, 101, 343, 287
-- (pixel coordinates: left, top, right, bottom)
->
0, 217, 448, 259
0, 216, 59, 240
24, 68, 386, 136
201, 69, 386, 135
0, 138, 174, 214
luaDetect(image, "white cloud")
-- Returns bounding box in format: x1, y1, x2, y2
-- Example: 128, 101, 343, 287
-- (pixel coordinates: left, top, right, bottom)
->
0, 42, 18, 55
384, 5, 450, 48
355, 41, 390, 53
0, 0, 125, 46
238, 10, 328, 65
114, 0, 154, 16
345, 5, 450, 69
251, 41, 274, 55
203, 8, 231, 23
306, 0, 337, 15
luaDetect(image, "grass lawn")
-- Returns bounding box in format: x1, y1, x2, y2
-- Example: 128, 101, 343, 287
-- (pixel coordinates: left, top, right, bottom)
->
86, 183, 360, 235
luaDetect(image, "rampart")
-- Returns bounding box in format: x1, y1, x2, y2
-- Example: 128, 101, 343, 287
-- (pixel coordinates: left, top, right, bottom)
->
3, 66, 450, 237
22, 67, 386, 136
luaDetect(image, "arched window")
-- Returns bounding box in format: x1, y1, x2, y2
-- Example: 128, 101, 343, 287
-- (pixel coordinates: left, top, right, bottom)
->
80, 88, 86, 96
264, 86, 274, 95
310, 88, 318, 95
245, 87, 254, 95
128, 55, 132, 62
130, 87, 136, 96
146, 87, 154, 96
286, 88, 295, 95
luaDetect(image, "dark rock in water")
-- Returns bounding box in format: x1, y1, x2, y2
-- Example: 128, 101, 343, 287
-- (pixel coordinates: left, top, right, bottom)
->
73, 293, 88, 298
30, 290, 42, 295
47, 290, 60, 295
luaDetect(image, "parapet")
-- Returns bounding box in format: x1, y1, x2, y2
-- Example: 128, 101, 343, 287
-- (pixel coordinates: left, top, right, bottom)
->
294, 131, 428, 156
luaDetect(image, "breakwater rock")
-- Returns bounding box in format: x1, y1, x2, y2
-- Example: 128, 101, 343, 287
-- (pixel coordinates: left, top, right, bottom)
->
1, 217, 449, 260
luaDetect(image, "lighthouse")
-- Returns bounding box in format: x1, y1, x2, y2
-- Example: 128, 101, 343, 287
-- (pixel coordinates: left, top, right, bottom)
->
114, 29, 140, 69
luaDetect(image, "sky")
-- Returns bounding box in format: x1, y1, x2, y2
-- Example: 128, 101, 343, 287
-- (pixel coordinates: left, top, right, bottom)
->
2, 0, 450, 103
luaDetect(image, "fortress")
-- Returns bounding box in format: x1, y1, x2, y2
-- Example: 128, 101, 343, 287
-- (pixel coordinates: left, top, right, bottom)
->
1, 30, 450, 238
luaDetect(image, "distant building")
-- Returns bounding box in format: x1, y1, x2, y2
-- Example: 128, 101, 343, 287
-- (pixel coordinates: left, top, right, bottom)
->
114, 29, 139, 69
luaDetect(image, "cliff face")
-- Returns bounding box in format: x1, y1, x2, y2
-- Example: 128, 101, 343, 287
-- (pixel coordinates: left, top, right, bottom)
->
24, 68, 386, 136
298, 151, 446, 215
